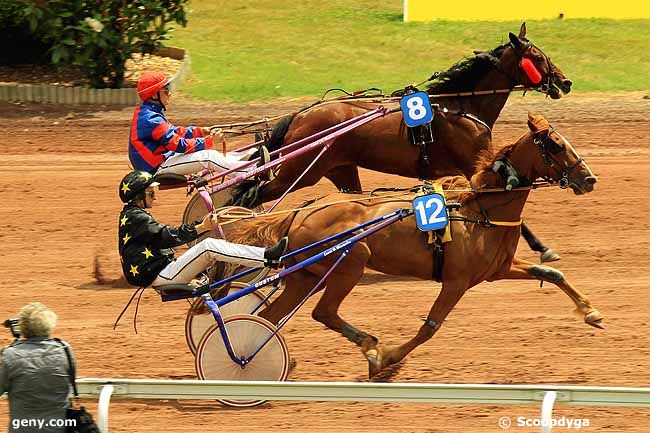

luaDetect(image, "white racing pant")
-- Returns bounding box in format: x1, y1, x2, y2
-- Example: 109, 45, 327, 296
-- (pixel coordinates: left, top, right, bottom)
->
151, 238, 265, 286
156, 149, 256, 176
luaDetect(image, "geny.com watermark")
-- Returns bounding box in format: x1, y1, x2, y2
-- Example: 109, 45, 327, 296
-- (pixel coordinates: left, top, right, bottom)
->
12, 418, 77, 430
499, 415, 590, 429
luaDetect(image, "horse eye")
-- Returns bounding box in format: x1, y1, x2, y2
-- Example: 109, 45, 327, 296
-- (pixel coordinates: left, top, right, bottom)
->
548, 139, 565, 154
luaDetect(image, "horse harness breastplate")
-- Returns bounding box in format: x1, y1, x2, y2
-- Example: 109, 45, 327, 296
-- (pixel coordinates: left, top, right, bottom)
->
429, 234, 445, 282
408, 122, 436, 179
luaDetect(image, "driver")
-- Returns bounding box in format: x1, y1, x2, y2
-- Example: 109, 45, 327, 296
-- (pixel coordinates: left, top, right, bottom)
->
129, 71, 272, 178
117, 170, 287, 288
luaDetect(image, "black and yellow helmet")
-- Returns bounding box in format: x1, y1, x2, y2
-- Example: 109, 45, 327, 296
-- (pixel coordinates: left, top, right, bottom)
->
119, 171, 159, 203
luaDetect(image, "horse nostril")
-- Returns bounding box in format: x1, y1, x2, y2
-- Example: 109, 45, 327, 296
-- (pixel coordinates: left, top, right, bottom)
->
562, 79, 572, 91
585, 176, 597, 185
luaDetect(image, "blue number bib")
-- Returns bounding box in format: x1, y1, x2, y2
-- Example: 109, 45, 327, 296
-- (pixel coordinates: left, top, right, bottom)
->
413, 193, 449, 231
400, 91, 434, 127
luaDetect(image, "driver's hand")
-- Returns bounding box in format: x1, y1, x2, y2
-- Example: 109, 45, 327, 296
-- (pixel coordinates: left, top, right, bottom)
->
196, 213, 214, 233
210, 129, 226, 147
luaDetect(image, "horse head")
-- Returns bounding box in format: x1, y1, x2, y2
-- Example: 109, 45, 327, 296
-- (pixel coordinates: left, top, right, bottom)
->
506, 113, 597, 195
501, 23, 572, 99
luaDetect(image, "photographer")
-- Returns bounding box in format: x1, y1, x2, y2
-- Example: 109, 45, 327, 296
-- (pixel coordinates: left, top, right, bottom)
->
0, 303, 74, 433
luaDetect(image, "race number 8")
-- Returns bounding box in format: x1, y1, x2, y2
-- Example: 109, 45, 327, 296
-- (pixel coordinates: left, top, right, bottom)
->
400, 91, 434, 128
407, 96, 427, 121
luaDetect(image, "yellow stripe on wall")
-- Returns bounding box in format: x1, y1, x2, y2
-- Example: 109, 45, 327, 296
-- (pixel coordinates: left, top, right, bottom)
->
404, 0, 650, 22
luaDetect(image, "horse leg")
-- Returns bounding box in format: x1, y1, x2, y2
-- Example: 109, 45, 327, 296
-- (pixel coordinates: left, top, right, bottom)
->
325, 165, 362, 193
521, 222, 561, 263
310, 244, 374, 344
364, 279, 470, 378
493, 257, 603, 328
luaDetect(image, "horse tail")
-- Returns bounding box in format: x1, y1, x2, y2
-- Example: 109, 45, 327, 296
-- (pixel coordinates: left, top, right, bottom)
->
266, 114, 295, 153
224, 211, 297, 247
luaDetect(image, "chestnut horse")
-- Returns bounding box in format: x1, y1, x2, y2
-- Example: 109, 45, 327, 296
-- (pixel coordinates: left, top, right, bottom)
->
233, 23, 572, 262
224, 113, 601, 378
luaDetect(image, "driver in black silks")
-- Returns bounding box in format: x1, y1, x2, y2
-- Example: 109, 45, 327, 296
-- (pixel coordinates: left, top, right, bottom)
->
117, 170, 287, 288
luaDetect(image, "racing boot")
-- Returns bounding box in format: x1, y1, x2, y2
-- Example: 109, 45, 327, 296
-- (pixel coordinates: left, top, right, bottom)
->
256, 145, 276, 181
264, 236, 288, 268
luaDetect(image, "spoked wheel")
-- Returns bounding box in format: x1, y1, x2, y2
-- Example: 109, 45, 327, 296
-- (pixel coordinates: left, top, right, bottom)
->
185, 281, 271, 355
183, 195, 268, 285
195, 314, 290, 407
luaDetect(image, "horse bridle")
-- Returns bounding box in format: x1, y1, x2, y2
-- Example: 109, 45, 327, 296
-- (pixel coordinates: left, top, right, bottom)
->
501, 40, 558, 97
534, 129, 584, 189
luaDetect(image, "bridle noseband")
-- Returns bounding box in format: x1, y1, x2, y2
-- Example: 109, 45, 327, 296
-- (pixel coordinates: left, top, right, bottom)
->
534, 129, 583, 189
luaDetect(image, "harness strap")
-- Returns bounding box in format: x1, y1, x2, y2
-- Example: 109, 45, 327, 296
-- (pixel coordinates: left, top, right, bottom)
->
487, 219, 523, 227
449, 215, 522, 227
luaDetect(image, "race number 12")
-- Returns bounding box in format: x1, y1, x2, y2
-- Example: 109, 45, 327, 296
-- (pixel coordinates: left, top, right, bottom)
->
413, 193, 449, 231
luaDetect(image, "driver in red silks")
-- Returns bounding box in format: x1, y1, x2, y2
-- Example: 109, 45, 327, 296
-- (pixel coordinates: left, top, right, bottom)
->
128, 71, 271, 177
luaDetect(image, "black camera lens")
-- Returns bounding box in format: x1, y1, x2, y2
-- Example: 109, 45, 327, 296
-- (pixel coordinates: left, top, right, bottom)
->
4, 318, 20, 339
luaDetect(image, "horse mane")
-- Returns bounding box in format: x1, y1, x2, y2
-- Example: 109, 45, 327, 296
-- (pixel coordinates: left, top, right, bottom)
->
453, 114, 549, 203
426, 44, 508, 94
223, 211, 296, 247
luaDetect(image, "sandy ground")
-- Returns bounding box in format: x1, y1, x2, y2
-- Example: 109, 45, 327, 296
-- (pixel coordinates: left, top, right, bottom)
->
1, 92, 650, 432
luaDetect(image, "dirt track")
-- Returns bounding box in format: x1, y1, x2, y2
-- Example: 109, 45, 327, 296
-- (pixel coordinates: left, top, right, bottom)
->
1, 92, 650, 432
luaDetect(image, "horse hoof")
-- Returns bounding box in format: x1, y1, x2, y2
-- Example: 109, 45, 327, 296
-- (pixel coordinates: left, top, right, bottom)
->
369, 361, 405, 382
540, 249, 561, 263
288, 358, 298, 373
364, 348, 382, 377
585, 310, 604, 329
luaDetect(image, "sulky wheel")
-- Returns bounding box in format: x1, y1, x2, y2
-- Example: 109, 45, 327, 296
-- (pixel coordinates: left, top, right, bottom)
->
194, 314, 290, 407
185, 281, 271, 355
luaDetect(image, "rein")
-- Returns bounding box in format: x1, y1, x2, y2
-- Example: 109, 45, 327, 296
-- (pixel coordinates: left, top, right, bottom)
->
206, 85, 531, 134
214, 181, 553, 227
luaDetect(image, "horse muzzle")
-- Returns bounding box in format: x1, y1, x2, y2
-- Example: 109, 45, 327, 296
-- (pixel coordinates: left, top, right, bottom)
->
570, 175, 597, 195
544, 78, 572, 99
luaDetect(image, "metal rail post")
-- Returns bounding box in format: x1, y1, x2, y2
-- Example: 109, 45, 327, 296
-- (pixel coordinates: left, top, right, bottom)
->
97, 384, 114, 433
540, 390, 558, 433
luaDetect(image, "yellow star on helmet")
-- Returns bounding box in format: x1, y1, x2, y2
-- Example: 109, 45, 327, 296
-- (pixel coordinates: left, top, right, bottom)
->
122, 233, 131, 244
139, 172, 152, 181
120, 215, 128, 227
121, 182, 130, 194
142, 247, 153, 259
129, 265, 139, 276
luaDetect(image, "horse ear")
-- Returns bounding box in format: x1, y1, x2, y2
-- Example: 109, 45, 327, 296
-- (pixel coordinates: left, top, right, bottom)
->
473, 50, 484, 55
509, 32, 522, 50
527, 112, 537, 131
518, 22, 527, 39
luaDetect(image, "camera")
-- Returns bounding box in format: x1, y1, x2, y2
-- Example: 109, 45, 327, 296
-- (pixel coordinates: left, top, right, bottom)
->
3, 318, 20, 339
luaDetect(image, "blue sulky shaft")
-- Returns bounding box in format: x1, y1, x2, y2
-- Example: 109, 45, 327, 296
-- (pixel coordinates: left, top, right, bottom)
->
214, 207, 413, 307
161, 207, 413, 304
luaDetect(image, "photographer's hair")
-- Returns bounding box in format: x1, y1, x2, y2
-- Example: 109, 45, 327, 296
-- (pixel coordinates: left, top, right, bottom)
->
19, 302, 57, 338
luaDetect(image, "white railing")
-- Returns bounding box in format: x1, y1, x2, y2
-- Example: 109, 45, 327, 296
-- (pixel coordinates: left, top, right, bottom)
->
76, 379, 650, 433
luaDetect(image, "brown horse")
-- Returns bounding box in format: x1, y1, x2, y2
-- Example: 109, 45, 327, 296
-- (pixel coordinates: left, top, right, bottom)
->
224, 113, 601, 378
238, 23, 571, 202
233, 23, 572, 261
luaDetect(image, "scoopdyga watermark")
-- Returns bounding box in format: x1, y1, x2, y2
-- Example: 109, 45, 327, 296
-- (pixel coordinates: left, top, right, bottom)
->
498, 415, 590, 429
